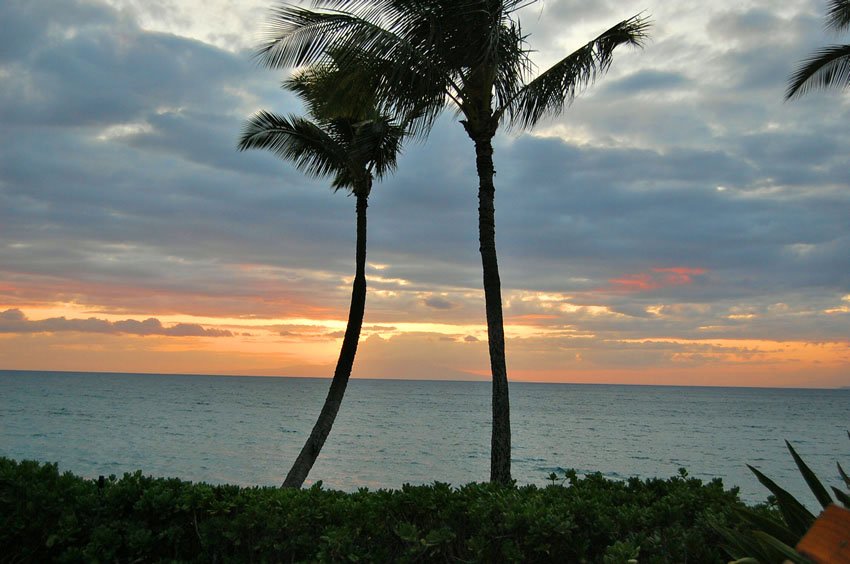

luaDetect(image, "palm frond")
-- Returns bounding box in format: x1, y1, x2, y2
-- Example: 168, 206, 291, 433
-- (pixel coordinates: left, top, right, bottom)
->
238, 110, 351, 188
354, 118, 405, 178
826, 0, 850, 31
500, 13, 651, 128
785, 43, 850, 99
493, 19, 531, 113
286, 63, 378, 122
258, 5, 425, 74
259, 4, 449, 136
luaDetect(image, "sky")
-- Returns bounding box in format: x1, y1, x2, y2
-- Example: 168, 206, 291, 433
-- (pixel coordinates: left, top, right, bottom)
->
1, 0, 848, 388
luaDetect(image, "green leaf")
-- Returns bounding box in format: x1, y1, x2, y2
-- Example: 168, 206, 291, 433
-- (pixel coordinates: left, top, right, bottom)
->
786, 441, 833, 509
395, 522, 419, 543
717, 525, 777, 563
838, 461, 850, 490
832, 486, 850, 507
751, 530, 811, 564
733, 506, 800, 547
747, 464, 816, 536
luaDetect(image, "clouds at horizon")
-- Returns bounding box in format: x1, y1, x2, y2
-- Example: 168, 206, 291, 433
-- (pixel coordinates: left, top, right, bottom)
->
0, 308, 232, 337
1, 0, 848, 385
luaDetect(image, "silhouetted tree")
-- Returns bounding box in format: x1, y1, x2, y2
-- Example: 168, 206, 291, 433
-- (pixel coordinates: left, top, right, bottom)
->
256, 0, 649, 484
239, 64, 410, 487
787, 0, 850, 99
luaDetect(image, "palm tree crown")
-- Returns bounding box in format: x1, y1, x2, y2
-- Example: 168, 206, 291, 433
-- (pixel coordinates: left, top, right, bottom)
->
786, 0, 850, 99
240, 65, 406, 196
257, 1, 649, 131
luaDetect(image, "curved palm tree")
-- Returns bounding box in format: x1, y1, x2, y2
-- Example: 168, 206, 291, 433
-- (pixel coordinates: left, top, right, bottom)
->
255, 0, 649, 484
787, 0, 850, 99
239, 64, 408, 488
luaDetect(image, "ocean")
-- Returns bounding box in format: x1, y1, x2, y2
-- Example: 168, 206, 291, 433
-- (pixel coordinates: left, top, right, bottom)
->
1, 370, 847, 505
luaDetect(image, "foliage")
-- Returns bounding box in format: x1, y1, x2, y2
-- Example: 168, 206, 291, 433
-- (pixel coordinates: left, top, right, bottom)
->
0, 457, 750, 563
786, 0, 850, 99
717, 434, 850, 564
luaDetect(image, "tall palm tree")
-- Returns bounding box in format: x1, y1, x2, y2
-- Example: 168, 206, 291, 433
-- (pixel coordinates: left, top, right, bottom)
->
256, 0, 649, 484
787, 0, 850, 99
239, 64, 408, 488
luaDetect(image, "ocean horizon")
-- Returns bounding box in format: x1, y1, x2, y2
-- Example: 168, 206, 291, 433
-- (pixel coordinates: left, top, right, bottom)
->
2, 369, 847, 507
3, 368, 845, 389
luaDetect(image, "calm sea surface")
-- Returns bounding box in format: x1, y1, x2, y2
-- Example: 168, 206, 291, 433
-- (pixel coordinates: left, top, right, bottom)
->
1, 370, 847, 505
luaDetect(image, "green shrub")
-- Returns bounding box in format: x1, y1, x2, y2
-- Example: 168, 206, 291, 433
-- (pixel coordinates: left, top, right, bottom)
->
0, 458, 748, 563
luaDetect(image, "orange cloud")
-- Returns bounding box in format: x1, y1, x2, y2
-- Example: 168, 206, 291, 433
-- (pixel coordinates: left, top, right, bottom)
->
606, 267, 707, 293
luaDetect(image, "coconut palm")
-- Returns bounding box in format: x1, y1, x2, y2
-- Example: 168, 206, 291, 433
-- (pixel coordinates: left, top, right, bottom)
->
239, 64, 409, 488
255, 0, 649, 484
786, 0, 850, 99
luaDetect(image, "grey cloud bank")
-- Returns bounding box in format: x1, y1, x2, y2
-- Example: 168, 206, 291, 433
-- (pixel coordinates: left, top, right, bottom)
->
0, 0, 848, 350
0, 309, 231, 337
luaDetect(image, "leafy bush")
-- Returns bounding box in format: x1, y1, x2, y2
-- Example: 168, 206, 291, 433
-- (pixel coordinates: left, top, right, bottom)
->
1, 458, 749, 562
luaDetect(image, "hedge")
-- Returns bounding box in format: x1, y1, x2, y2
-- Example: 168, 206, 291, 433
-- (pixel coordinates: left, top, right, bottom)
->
0, 458, 757, 562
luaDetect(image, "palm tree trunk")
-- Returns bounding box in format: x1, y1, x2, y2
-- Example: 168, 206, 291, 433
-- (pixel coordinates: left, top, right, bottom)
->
282, 192, 368, 488
469, 126, 512, 485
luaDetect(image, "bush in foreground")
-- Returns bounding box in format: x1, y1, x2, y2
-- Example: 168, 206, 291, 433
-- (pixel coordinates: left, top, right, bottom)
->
1, 458, 755, 562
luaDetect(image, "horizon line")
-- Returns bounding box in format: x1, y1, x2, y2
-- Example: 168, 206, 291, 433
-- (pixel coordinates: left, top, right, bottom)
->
0, 368, 844, 391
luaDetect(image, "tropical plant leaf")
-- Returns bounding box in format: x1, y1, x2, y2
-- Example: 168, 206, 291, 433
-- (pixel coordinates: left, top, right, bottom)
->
502, 13, 650, 128
785, 43, 850, 99
258, 4, 451, 137
751, 530, 811, 564
238, 111, 351, 187
826, 0, 850, 31
833, 486, 850, 506
838, 461, 850, 489
733, 506, 800, 547
717, 525, 783, 563
786, 440, 833, 509
747, 464, 816, 536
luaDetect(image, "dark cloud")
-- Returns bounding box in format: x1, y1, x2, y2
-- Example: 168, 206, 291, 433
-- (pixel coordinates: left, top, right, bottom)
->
0, 0, 848, 354
0, 309, 231, 336
423, 296, 456, 310
601, 69, 689, 94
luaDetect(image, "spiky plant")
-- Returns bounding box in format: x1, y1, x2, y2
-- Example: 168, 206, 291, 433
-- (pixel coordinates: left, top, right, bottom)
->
719, 433, 849, 564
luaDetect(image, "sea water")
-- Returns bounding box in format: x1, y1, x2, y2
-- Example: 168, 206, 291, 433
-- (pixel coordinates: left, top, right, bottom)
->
0, 370, 847, 505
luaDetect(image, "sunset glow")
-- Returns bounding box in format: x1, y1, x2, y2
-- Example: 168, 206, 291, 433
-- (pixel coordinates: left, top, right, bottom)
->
1, 0, 848, 388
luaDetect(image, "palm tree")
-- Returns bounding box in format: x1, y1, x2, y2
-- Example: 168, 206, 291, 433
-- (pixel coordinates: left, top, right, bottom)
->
787, 0, 850, 99
238, 64, 408, 488
255, 0, 650, 484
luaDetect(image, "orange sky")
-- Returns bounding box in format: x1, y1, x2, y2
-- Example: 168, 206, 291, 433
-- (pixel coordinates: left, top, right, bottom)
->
2, 277, 848, 388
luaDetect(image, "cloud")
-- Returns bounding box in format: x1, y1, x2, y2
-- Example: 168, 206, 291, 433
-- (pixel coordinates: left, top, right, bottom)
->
0, 309, 231, 337
606, 267, 707, 294
423, 296, 456, 310
0, 0, 848, 384
601, 69, 690, 95
351, 333, 489, 381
